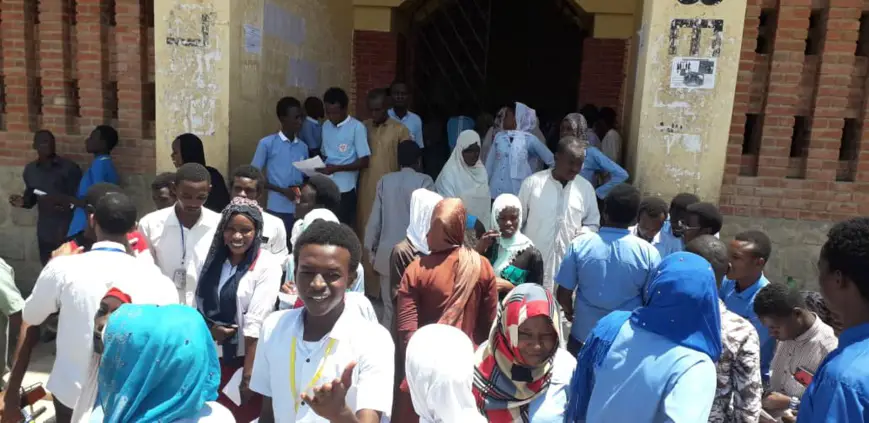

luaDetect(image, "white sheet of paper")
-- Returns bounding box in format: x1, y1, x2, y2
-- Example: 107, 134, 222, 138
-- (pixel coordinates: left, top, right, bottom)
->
33, 189, 47, 196
222, 367, 243, 406
293, 156, 326, 177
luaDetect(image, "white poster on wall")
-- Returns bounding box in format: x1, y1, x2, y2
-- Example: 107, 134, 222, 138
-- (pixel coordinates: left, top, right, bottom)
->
670, 57, 717, 90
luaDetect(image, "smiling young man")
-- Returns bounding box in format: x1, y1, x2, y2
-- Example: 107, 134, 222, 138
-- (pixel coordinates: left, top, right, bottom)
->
251, 220, 394, 423
230, 165, 288, 262
138, 163, 220, 305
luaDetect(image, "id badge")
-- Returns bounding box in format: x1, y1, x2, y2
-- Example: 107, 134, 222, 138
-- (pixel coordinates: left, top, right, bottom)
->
173, 269, 187, 291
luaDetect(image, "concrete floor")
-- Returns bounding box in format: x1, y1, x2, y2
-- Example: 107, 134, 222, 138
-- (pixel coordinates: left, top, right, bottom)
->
3, 341, 58, 423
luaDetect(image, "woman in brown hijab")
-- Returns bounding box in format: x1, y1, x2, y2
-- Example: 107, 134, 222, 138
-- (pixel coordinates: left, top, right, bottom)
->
394, 198, 499, 423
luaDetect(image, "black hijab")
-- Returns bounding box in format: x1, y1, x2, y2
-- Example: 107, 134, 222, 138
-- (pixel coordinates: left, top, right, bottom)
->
176, 133, 231, 212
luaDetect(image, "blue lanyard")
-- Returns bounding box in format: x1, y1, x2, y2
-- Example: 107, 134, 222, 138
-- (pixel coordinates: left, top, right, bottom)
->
91, 247, 125, 253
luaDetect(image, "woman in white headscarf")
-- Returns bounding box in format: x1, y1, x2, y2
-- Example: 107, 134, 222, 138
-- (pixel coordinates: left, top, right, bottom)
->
484, 102, 555, 198
435, 130, 491, 229
388, 189, 444, 313
476, 194, 544, 299
406, 324, 486, 423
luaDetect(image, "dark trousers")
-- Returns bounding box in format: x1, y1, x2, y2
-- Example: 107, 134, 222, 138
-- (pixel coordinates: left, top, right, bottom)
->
338, 189, 357, 226
53, 397, 73, 423
567, 335, 584, 357
267, 210, 295, 252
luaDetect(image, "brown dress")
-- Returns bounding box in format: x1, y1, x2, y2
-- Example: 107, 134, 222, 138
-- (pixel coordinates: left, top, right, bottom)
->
357, 118, 410, 297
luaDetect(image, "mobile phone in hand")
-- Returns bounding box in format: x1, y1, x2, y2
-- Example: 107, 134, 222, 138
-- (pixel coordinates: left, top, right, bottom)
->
794, 366, 814, 386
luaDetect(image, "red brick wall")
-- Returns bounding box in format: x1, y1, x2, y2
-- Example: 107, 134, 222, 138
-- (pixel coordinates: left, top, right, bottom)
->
353, 30, 398, 119
720, 0, 869, 221
0, 0, 155, 173
578, 38, 627, 114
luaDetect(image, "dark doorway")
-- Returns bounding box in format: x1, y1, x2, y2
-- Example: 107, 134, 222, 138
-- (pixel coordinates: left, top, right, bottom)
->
402, 0, 587, 128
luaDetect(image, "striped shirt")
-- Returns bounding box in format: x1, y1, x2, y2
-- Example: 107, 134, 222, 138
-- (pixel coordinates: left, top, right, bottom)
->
769, 314, 838, 398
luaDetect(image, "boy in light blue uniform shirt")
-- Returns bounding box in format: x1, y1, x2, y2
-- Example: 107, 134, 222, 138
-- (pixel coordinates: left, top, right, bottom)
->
300, 96, 323, 157
319, 87, 371, 225
251, 96, 309, 244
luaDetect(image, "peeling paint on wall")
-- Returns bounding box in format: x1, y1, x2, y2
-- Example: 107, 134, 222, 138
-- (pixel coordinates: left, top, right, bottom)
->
160, 3, 221, 139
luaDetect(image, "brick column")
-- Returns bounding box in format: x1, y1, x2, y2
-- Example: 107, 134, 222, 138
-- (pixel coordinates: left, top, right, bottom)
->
806, 3, 859, 184
76, 0, 109, 130
353, 30, 397, 118
757, 0, 811, 179
1, 0, 37, 132
38, 0, 73, 132
115, 0, 145, 140
578, 38, 627, 111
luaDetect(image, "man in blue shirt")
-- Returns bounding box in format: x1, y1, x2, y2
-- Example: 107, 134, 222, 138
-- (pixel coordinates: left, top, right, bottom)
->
555, 183, 661, 356
66, 125, 120, 237
720, 230, 775, 382
319, 87, 371, 225
387, 81, 424, 149
300, 96, 324, 157
797, 217, 869, 422
251, 96, 308, 245
657, 193, 701, 257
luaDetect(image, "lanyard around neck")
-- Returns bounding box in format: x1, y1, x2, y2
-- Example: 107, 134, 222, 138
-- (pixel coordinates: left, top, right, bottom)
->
91, 246, 126, 253
289, 336, 337, 413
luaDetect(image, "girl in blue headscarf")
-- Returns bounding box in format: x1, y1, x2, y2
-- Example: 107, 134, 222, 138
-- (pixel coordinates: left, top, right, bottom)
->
96, 304, 231, 422
566, 252, 722, 422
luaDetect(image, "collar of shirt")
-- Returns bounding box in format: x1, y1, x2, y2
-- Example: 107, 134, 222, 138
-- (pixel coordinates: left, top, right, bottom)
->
94, 154, 111, 161
277, 131, 301, 144
305, 116, 319, 125
838, 322, 869, 350
294, 302, 356, 342
90, 240, 127, 252
336, 115, 352, 128
166, 207, 216, 230
795, 313, 825, 342
544, 169, 573, 188
388, 108, 407, 121
729, 274, 768, 298
599, 227, 630, 236
718, 298, 729, 313
400, 167, 417, 174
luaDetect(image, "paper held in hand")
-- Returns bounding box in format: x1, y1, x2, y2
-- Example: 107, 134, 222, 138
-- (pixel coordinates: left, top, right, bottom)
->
293, 156, 326, 177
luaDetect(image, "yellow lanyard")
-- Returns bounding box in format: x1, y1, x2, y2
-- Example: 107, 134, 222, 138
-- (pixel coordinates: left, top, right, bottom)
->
290, 336, 337, 413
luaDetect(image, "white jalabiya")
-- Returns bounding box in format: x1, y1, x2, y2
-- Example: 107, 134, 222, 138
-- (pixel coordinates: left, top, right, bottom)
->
287, 208, 364, 293
406, 324, 487, 423
71, 277, 179, 423
490, 194, 534, 275
406, 189, 443, 255
518, 169, 601, 290
435, 130, 491, 228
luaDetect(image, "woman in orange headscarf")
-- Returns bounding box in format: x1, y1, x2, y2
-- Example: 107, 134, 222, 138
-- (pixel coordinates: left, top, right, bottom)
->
394, 198, 499, 423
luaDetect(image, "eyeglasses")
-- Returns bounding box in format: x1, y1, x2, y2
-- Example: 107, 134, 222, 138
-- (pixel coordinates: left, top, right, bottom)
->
677, 220, 702, 232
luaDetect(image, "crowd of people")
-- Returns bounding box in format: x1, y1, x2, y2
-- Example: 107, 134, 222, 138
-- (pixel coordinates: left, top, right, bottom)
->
0, 81, 866, 423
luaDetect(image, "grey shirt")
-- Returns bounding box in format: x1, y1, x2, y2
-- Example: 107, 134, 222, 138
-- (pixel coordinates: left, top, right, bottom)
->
21, 156, 82, 243
364, 168, 434, 275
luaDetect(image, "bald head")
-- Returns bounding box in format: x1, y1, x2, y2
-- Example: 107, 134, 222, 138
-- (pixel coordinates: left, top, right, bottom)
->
686, 235, 729, 286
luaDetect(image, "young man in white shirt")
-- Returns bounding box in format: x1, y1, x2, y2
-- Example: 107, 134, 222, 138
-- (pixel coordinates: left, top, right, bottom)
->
229, 164, 289, 262
519, 136, 600, 289
251, 220, 394, 423
2, 191, 174, 423
139, 163, 220, 305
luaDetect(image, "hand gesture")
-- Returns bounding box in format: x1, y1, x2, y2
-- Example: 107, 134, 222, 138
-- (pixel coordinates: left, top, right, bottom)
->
210, 324, 237, 344
280, 187, 299, 202
475, 230, 500, 254
281, 281, 298, 295
239, 375, 254, 404
316, 165, 337, 176
51, 242, 84, 259
301, 361, 356, 420
495, 277, 515, 293
7, 195, 23, 208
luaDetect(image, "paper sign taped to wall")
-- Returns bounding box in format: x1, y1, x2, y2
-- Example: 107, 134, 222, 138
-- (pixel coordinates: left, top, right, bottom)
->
244, 24, 262, 54
670, 57, 717, 90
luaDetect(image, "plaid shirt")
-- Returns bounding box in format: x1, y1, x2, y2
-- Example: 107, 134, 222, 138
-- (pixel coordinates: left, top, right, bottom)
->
709, 300, 763, 423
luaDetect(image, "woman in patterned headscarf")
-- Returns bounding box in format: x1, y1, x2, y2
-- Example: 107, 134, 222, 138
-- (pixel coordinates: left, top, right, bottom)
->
473, 283, 576, 422
196, 197, 282, 421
